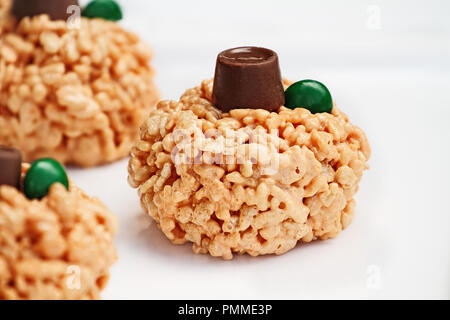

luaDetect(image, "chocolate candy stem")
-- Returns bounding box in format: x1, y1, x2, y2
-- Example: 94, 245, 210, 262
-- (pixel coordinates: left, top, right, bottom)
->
0, 146, 22, 189
12, 0, 80, 21
212, 47, 285, 113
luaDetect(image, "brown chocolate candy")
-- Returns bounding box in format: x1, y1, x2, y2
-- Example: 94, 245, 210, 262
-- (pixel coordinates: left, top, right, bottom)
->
12, 0, 80, 21
212, 46, 285, 113
0, 145, 22, 189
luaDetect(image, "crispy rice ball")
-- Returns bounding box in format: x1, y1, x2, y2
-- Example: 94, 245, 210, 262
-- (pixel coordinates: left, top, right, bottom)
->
0, 164, 118, 300
0, 14, 158, 167
128, 79, 371, 260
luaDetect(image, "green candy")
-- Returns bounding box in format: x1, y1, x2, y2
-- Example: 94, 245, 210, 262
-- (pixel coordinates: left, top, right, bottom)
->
82, 0, 123, 21
284, 80, 333, 114
24, 158, 69, 200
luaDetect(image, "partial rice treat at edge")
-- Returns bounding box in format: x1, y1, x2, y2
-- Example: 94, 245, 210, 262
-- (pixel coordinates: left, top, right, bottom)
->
0, 164, 118, 300
0, 0, 9, 17
128, 79, 371, 260
0, 0, 13, 34
0, 14, 159, 167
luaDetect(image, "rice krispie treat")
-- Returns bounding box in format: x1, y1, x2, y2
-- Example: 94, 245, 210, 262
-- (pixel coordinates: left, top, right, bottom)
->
0, 0, 158, 167
0, 146, 118, 299
128, 47, 370, 260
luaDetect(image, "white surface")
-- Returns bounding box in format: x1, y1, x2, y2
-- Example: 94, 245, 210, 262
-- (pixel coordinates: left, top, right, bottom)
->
70, 0, 450, 299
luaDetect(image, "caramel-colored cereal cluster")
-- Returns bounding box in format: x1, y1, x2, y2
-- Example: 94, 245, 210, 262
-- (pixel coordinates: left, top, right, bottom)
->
0, 14, 158, 167
0, 0, 9, 17
0, 0, 7, 11
0, 165, 118, 300
128, 79, 370, 260
0, 0, 12, 35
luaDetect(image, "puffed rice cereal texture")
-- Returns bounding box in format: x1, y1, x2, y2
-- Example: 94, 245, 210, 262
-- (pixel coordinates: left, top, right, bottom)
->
128, 79, 371, 260
0, 14, 159, 167
0, 0, 13, 35
0, 164, 118, 300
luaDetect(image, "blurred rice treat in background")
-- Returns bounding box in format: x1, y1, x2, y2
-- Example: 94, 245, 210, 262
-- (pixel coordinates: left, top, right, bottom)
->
0, 0, 159, 167
0, 150, 118, 300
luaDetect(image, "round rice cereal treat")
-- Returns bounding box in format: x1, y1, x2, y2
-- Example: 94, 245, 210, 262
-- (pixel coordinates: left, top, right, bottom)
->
128, 79, 371, 260
0, 163, 118, 300
0, 13, 158, 167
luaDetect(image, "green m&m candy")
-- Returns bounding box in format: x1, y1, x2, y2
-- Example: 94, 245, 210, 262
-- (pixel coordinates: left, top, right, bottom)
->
24, 158, 69, 200
82, 0, 123, 21
284, 80, 333, 114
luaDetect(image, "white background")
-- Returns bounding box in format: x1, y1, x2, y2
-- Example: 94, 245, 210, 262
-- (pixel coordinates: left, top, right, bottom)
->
70, 0, 450, 299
